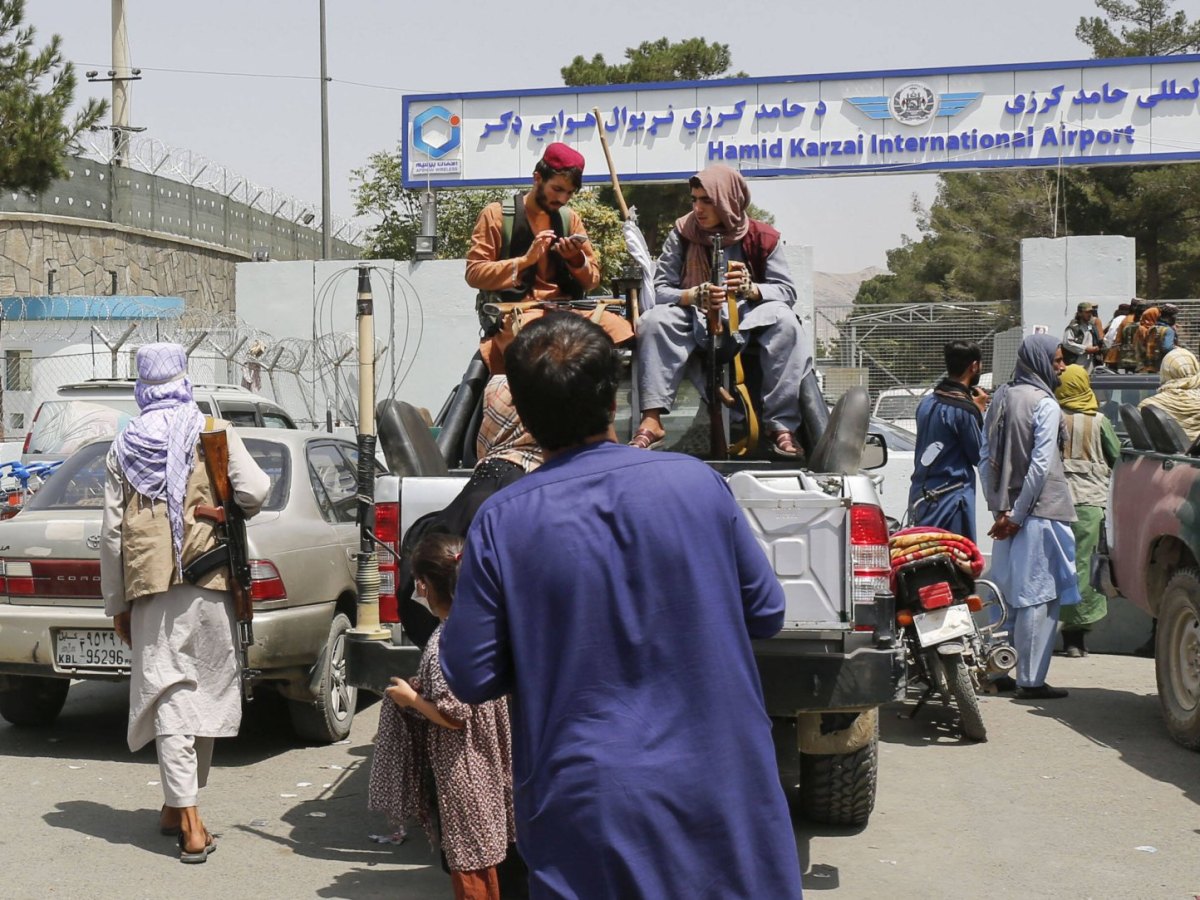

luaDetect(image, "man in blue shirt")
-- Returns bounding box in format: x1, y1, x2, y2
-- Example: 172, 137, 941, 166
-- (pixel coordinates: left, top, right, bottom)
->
440, 313, 802, 899
908, 340, 988, 542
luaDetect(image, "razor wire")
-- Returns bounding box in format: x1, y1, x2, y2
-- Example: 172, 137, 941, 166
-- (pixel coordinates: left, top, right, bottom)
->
0, 298, 387, 437
75, 130, 365, 247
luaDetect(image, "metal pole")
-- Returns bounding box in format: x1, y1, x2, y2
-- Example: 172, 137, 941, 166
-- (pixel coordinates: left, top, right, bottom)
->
319, 0, 332, 259
111, 0, 131, 166
349, 265, 387, 639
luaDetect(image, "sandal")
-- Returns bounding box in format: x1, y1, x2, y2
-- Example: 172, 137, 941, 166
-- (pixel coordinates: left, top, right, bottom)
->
178, 831, 216, 864
768, 430, 801, 459
629, 428, 665, 451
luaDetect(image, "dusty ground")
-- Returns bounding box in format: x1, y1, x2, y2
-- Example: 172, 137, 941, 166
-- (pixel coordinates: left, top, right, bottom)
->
0, 653, 1196, 899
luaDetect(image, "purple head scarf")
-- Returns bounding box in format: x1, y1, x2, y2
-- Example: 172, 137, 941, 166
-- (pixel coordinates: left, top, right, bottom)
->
112, 343, 205, 573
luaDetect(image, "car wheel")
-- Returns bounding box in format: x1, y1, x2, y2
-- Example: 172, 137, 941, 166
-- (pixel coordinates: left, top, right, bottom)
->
1155, 569, 1200, 750
0, 675, 70, 727
288, 612, 358, 744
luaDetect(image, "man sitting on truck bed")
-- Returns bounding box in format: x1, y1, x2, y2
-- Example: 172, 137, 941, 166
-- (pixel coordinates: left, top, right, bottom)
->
465, 142, 633, 373
628, 163, 811, 458
440, 313, 802, 898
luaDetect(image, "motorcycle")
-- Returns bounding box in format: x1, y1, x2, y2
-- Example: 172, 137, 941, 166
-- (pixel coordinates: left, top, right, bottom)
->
892, 551, 1016, 742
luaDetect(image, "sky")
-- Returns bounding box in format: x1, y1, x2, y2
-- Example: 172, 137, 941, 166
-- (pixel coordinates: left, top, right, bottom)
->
30, 0, 1118, 273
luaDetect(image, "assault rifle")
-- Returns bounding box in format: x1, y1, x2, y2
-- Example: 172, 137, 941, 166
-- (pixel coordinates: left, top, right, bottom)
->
185, 427, 258, 702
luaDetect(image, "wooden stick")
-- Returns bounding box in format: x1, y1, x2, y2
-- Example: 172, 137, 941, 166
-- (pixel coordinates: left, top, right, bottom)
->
592, 106, 638, 330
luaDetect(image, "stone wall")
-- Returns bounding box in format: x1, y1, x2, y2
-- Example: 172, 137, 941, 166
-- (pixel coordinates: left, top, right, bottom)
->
0, 214, 243, 315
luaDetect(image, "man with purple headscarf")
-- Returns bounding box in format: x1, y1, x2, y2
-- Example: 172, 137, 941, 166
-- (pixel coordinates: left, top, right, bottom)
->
630, 163, 812, 458
981, 334, 1080, 700
100, 343, 269, 863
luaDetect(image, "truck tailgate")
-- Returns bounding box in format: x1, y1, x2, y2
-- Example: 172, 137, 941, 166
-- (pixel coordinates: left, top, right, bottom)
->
400, 475, 470, 537
727, 471, 850, 630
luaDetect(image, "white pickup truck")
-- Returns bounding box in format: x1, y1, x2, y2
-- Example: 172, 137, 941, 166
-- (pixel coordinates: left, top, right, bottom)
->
349, 356, 905, 826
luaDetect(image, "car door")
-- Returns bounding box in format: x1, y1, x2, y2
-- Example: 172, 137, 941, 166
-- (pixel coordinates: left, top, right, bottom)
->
306, 440, 361, 581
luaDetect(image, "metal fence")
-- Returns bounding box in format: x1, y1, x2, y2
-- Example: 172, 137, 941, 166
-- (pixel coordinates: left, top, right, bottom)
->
817, 297, 1200, 429
0, 297, 385, 440
813, 300, 1020, 418
1, 132, 361, 261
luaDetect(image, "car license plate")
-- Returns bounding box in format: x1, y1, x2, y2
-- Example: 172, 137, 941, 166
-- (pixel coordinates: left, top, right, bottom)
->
913, 605, 976, 648
55, 628, 132, 671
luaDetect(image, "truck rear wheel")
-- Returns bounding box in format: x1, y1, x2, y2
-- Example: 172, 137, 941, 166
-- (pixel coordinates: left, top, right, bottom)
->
798, 712, 879, 827
0, 675, 70, 726
288, 613, 358, 744
1155, 569, 1200, 750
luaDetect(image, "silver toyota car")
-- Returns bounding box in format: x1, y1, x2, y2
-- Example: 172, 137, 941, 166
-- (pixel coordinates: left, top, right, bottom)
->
0, 428, 401, 744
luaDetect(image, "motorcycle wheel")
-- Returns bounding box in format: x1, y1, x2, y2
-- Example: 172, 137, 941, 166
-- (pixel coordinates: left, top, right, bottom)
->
944, 654, 988, 742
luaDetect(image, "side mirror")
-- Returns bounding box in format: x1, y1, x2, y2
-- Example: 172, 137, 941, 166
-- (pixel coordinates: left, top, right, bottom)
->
862, 432, 888, 470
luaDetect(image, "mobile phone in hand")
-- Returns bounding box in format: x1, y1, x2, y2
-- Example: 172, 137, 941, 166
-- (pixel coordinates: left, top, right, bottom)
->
566, 234, 588, 244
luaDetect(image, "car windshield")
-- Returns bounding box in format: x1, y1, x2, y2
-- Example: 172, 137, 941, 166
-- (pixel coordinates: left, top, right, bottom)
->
26, 399, 139, 456
25, 437, 292, 512
1092, 380, 1160, 439
874, 392, 926, 420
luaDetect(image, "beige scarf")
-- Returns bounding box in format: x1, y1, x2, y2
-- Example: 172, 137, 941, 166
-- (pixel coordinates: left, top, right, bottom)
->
1140, 347, 1200, 440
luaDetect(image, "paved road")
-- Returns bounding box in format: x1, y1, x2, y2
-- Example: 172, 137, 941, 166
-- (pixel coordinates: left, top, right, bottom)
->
1, 654, 1197, 899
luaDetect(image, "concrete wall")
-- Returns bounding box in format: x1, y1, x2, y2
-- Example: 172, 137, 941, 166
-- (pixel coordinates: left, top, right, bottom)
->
0, 214, 240, 314
235, 249, 818, 417
1020, 235, 1137, 334
235, 259, 480, 417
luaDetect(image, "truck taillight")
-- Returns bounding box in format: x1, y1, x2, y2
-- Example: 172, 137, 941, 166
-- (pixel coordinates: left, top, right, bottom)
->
375, 501, 400, 623
850, 504, 890, 630
249, 560, 287, 601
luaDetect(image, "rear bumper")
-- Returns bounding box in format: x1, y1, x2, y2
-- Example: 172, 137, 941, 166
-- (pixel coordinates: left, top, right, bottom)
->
345, 632, 422, 693
0, 601, 336, 684
753, 633, 905, 716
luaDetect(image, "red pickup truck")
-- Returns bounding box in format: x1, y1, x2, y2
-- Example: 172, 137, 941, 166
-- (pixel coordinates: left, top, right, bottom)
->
1107, 445, 1200, 750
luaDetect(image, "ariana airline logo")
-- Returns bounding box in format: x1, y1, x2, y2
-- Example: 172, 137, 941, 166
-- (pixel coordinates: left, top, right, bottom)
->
412, 105, 462, 159
847, 83, 982, 127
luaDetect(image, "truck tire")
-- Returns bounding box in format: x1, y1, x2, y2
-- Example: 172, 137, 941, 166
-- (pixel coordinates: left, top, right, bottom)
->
798, 714, 879, 827
288, 613, 358, 744
943, 655, 987, 742
0, 675, 70, 727
1155, 569, 1200, 750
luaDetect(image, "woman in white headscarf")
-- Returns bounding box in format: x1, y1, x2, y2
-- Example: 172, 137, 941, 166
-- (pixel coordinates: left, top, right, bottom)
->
1139, 347, 1200, 442
100, 343, 269, 863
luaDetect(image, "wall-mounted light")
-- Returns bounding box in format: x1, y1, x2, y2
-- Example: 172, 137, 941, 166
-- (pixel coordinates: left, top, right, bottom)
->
414, 190, 437, 260
301, 211, 316, 225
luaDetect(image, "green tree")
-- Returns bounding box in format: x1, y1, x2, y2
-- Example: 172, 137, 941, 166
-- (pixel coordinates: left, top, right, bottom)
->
0, 0, 107, 192
1074, 0, 1200, 297
562, 37, 749, 253
859, 0, 1200, 304
1077, 0, 1200, 56
351, 146, 630, 288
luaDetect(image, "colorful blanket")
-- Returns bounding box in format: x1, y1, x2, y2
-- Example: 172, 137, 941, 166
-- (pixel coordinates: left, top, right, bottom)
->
888, 527, 985, 580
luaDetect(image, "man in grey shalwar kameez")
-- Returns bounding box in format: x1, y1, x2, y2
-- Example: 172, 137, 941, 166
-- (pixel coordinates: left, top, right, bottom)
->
981, 334, 1080, 700
629, 164, 812, 458
100, 343, 269, 862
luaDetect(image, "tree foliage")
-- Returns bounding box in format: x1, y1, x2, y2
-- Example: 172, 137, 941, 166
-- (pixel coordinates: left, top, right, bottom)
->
858, 0, 1200, 307
1077, 0, 1200, 57
0, 0, 107, 193
353, 36, 753, 289
351, 146, 630, 288
563, 37, 748, 254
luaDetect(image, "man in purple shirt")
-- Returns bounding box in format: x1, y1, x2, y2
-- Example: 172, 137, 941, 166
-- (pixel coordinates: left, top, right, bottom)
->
440, 313, 802, 899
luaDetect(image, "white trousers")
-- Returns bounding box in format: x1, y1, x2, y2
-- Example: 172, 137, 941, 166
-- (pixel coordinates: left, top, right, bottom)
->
157, 734, 214, 807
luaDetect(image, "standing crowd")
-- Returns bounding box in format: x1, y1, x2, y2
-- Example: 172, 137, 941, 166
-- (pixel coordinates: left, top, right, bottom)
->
97, 136, 1198, 898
